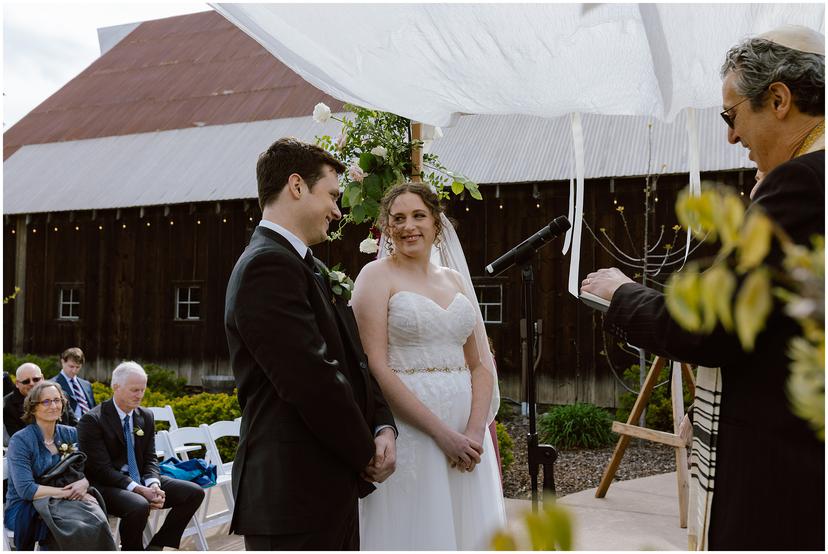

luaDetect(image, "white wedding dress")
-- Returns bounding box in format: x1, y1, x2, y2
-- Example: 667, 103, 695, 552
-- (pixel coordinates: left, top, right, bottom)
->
359, 290, 507, 550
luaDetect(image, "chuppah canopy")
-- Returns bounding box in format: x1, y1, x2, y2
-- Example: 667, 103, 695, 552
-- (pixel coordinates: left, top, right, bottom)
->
211, 3, 823, 125
210, 3, 824, 295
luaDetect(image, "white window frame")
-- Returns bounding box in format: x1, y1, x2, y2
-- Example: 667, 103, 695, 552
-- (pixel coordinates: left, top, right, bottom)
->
174, 286, 201, 321
57, 287, 80, 320
474, 284, 503, 324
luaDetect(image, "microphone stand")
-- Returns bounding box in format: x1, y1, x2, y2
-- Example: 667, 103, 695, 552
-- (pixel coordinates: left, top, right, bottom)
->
521, 260, 558, 512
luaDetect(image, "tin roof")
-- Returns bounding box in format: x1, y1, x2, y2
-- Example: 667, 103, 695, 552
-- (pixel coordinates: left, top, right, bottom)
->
3, 10, 344, 160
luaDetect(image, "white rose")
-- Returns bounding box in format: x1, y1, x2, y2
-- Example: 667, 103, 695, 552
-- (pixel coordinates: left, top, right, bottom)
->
331, 270, 346, 282
341, 283, 351, 291
370, 146, 387, 158
312, 102, 331, 123
359, 237, 379, 254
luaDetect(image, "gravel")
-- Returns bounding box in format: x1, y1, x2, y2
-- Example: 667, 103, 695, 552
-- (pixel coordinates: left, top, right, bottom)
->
501, 416, 678, 499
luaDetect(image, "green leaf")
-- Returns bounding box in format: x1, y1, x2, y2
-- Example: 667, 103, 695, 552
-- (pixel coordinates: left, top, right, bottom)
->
358, 152, 376, 172
363, 174, 382, 200
734, 267, 772, 351
346, 184, 363, 208
715, 193, 746, 252
465, 181, 483, 200
700, 264, 737, 332
451, 180, 464, 195
332, 285, 342, 296
351, 204, 367, 224
362, 197, 380, 220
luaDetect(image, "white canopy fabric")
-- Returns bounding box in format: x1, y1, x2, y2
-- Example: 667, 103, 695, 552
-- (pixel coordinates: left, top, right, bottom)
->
212, 3, 824, 126
211, 3, 824, 296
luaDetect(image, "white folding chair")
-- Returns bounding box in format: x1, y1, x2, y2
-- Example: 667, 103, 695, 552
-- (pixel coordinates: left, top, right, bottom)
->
148, 405, 199, 459
154, 430, 209, 550
157, 427, 234, 538
200, 419, 240, 476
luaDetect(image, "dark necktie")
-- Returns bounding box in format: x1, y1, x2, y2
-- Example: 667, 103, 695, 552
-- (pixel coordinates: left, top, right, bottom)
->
124, 415, 141, 484
71, 378, 90, 415
303, 248, 317, 271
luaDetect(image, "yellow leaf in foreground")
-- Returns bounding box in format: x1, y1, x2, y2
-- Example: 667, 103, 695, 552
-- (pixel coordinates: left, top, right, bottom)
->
737, 211, 772, 273
716, 193, 746, 252
734, 268, 772, 351
787, 335, 825, 441
665, 266, 702, 332
700, 264, 737, 332
676, 189, 718, 241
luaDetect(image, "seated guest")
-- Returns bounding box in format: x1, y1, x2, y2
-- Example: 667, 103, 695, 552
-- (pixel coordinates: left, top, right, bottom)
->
78, 361, 205, 551
5, 363, 77, 438
3, 371, 14, 397
53, 347, 96, 420
4, 381, 103, 550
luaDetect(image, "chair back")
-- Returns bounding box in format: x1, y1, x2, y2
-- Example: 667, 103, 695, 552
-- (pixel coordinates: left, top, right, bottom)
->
147, 405, 178, 430
199, 420, 240, 475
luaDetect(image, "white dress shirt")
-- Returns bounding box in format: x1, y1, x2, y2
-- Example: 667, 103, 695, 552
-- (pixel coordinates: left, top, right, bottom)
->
113, 402, 161, 491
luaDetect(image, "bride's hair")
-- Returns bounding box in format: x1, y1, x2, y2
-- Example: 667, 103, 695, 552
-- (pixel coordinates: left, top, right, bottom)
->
378, 182, 445, 252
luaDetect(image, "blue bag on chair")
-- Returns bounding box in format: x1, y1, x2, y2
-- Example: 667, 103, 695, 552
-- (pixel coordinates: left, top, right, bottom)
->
159, 457, 217, 488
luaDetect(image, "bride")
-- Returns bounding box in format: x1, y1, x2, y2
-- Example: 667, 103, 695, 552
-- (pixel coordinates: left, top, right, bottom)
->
352, 182, 506, 550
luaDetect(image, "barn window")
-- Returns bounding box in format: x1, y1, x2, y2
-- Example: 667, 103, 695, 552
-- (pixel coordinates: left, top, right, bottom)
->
175, 286, 201, 320
474, 284, 503, 324
58, 287, 80, 320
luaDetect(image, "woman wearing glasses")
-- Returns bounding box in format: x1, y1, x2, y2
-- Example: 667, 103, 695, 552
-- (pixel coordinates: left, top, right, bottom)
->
4, 381, 102, 549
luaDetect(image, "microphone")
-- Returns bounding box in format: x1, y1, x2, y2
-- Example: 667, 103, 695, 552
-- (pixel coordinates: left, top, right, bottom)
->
485, 216, 571, 276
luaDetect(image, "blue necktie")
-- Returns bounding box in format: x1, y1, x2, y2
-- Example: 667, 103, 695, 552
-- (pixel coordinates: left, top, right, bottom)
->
124, 415, 141, 484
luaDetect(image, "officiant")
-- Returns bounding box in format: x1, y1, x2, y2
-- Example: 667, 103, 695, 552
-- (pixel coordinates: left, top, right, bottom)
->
580, 25, 824, 550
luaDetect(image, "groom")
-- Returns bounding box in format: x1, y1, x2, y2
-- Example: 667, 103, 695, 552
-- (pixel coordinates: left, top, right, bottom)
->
225, 137, 397, 550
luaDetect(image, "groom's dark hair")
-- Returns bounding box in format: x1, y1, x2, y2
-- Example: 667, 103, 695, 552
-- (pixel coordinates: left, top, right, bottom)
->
257, 137, 346, 210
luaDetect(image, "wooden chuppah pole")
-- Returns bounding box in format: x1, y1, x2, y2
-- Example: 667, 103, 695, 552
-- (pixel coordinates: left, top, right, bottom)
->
410, 122, 423, 182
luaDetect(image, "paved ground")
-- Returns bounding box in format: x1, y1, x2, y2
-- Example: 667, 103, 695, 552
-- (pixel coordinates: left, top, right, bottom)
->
152, 471, 688, 550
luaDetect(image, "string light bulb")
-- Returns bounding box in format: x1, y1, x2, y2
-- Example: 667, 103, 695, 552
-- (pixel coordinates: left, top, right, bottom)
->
75, 226, 80, 231
197, 219, 202, 225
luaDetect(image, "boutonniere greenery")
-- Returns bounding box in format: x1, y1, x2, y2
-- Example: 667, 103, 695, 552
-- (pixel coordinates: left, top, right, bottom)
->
134, 426, 145, 437
58, 442, 77, 460
320, 264, 354, 302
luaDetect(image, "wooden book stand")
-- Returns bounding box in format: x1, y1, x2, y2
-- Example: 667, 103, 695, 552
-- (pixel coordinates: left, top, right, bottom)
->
595, 356, 695, 528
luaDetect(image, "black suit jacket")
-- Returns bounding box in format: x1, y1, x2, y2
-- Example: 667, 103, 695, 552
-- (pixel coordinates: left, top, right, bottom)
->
224, 226, 396, 535
76, 400, 160, 490
605, 151, 824, 549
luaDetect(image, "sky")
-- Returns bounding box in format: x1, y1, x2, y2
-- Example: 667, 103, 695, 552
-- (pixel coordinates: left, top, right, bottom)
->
3, 2, 212, 129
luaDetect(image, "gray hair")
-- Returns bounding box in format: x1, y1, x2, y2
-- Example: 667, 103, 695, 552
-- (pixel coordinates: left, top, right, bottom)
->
111, 361, 147, 387
721, 38, 824, 116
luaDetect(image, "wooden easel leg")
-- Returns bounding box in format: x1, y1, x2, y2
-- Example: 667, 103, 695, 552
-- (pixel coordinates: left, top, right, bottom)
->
681, 363, 696, 398
595, 356, 666, 498
671, 362, 689, 528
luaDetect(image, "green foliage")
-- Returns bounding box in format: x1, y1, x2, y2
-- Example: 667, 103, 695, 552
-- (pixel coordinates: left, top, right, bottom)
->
314, 103, 480, 241
495, 421, 514, 473
3, 353, 61, 379
537, 403, 615, 449
90, 383, 240, 462
142, 363, 187, 397
496, 397, 518, 421
616, 364, 693, 432
492, 503, 573, 550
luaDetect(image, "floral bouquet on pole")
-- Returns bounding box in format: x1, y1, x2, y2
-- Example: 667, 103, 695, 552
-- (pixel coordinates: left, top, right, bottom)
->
312, 102, 481, 252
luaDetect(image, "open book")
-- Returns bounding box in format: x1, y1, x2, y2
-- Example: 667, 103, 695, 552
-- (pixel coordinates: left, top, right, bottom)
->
579, 291, 610, 312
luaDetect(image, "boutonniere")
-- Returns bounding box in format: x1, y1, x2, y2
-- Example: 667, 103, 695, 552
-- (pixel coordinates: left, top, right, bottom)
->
134, 426, 145, 437
58, 442, 77, 460
320, 264, 354, 303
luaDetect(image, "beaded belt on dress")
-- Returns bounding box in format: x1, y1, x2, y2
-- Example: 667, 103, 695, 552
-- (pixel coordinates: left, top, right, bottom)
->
391, 366, 468, 375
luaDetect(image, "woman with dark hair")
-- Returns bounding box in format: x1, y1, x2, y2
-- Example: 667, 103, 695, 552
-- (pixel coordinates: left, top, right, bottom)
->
4, 381, 101, 549
353, 182, 506, 549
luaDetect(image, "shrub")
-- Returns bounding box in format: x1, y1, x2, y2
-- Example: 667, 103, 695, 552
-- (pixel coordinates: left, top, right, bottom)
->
142, 363, 188, 397
496, 397, 519, 421
615, 364, 693, 432
496, 421, 514, 473
4, 353, 61, 379
537, 403, 615, 449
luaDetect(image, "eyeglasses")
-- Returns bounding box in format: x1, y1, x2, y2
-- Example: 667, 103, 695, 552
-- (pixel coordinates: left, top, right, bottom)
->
18, 376, 43, 385
720, 97, 750, 129
36, 398, 63, 408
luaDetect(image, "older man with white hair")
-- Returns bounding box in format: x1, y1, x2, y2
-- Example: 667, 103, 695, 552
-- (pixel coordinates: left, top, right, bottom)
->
77, 361, 204, 551
582, 25, 824, 550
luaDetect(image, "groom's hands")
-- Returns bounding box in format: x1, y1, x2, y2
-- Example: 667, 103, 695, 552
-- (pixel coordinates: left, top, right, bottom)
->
362, 427, 396, 483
